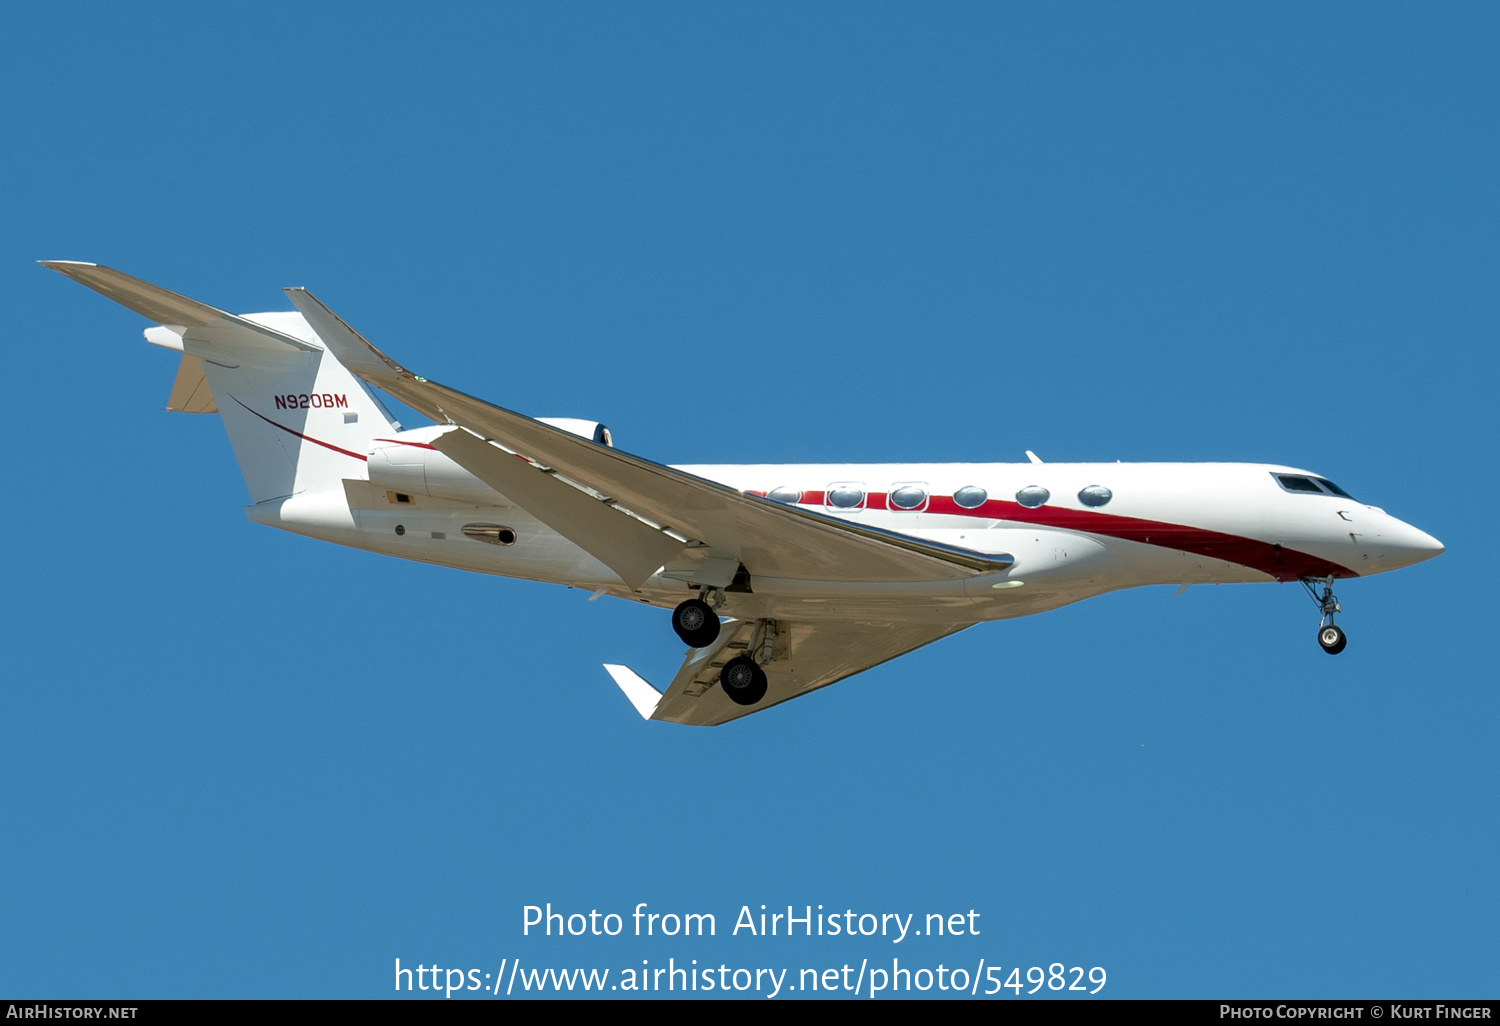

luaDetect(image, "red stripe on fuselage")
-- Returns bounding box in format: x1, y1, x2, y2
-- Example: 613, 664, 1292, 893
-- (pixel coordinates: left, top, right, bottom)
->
753, 488, 1354, 580
373, 438, 439, 450
229, 396, 369, 462
930, 494, 1353, 580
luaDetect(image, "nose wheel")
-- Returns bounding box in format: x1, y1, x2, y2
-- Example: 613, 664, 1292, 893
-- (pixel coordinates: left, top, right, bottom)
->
1318, 624, 1347, 654
1302, 576, 1347, 655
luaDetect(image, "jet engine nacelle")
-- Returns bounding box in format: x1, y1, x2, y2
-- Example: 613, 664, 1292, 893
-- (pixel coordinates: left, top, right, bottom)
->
366, 420, 613, 505
536, 417, 613, 447
365, 426, 508, 506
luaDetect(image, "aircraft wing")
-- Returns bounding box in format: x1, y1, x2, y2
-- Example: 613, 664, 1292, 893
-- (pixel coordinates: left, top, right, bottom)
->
283, 287, 1013, 587
606, 618, 974, 726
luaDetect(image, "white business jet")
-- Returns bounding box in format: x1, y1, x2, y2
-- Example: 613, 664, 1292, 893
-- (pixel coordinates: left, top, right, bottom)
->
44, 262, 1444, 726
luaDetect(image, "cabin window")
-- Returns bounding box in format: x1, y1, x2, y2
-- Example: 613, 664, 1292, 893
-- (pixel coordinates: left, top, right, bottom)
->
1079, 485, 1113, 507
767, 486, 802, 504
1016, 485, 1050, 508
953, 485, 988, 509
827, 485, 865, 509
889, 485, 928, 510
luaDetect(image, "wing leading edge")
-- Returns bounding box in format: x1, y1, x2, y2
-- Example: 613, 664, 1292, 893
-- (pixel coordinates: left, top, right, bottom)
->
282, 286, 1013, 587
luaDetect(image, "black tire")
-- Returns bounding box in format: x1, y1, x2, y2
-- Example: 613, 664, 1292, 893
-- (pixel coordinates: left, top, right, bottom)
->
1318, 624, 1347, 655
672, 598, 720, 648
720, 656, 768, 706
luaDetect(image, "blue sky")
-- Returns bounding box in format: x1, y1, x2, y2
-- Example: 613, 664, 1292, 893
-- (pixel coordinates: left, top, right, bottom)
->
1, 2, 1495, 999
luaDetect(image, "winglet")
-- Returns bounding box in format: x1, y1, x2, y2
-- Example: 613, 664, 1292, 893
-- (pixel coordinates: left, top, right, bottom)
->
603, 664, 663, 720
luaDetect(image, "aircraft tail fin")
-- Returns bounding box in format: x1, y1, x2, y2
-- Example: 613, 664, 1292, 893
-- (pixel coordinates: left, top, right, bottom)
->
43, 261, 400, 503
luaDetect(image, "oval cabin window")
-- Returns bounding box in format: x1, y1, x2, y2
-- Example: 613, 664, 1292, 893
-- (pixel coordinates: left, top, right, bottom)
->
953, 485, 988, 509
827, 486, 865, 509
890, 485, 927, 510
1016, 485, 1050, 508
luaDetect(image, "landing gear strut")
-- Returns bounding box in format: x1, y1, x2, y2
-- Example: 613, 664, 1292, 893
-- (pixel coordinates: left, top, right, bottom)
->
1302, 576, 1347, 655
671, 597, 721, 648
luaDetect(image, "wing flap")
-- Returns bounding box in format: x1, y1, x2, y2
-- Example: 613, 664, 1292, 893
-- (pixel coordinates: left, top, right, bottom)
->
434, 427, 686, 589
407, 380, 1000, 582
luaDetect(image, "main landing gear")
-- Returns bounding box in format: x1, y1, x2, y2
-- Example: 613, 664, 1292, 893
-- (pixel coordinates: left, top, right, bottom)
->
671, 597, 721, 649
721, 619, 777, 706
719, 656, 768, 706
1302, 576, 1347, 655
671, 596, 772, 707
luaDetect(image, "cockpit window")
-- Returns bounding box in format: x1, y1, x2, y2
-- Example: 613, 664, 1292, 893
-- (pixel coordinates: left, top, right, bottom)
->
1275, 474, 1324, 493
1273, 473, 1353, 497
1314, 477, 1356, 499
1276, 474, 1323, 493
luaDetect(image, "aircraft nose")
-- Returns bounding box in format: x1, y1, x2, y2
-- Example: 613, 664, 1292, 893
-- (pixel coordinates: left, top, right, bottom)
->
1383, 518, 1445, 569
1411, 527, 1445, 561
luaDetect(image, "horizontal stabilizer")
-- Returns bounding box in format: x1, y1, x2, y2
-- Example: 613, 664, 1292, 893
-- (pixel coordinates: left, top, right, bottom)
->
48, 262, 399, 504
603, 664, 663, 719
41, 261, 317, 354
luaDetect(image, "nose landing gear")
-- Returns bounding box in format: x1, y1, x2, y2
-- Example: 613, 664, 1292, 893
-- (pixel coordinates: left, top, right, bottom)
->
1318, 623, 1347, 654
1302, 576, 1347, 654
